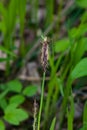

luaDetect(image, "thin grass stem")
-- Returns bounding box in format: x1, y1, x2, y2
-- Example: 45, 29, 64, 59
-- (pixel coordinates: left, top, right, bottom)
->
37, 72, 45, 130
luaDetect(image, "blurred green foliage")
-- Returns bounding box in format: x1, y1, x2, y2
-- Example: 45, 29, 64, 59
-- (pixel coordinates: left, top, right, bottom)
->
0, 79, 37, 128
0, 0, 87, 130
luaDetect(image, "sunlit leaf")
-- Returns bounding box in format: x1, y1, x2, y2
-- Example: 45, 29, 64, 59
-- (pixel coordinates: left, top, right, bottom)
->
0, 120, 5, 130
6, 80, 22, 93
50, 117, 56, 130
4, 103, 28, 125
69, 24, 87, 39
23, 85, 37, 97
70, 58, 87, 81
54, 38, 70, 53
76, 0, 87, 8
9, 95, 25, 107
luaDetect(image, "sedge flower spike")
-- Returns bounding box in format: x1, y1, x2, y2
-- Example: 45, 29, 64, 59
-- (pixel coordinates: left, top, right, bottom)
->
41, 36, 49, 72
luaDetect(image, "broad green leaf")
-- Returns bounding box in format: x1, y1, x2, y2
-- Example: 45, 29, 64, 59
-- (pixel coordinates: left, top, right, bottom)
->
4, 103, 28, 125
83, 102, 87, 129
9, 95, 25, 107
0, 89, 9, 100
50, 117, 56, 130
70, 58, 87, 81
69, 24, 87, 39
54, 38, 70, 53
0, 98, 8, 111
0, 120, 5, 130
4, 103, 17, 111
23, 86, 37, 97
76, 0, 87, 8
81, 12, 87, 23
6, 80, 22, 93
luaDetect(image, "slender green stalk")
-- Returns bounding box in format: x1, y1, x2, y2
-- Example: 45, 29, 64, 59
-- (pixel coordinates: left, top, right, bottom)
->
44, 53, 64, 117
59, 77, 72, 130
33, 99, 37, 130
37, 72, 45, 130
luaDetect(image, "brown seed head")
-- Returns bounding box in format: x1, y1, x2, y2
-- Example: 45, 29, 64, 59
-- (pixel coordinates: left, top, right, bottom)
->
41, 37, 49, 72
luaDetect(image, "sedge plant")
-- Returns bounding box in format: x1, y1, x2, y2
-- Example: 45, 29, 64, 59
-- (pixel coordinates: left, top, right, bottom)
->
37, 36, 49, 130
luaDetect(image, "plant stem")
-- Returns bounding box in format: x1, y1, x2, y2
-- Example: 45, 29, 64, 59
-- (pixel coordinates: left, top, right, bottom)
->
37, 72, 45, 130
59, 77, 72, 130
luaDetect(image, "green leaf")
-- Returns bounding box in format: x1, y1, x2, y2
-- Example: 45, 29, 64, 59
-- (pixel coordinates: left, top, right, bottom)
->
79, 127, 85, 130
69, 24, 87, 39
80, 38, 87, 51
83, 102, 87, 129
9, 95, 25, 107
70, 58, 87, 81
45, 0, 54, 27
0, 3, 6, 18
54, 38, 70, 53
67, 95, 74, 130
4, 103, 28, 125
73, 38, 86, 65
23, 85, 37, 97
31, 0, 38, 23
81, 12, 87, 23
76, 0, 87, 8
17, 0, 27, 34
0, 57, 12, 62
0, 120, 5, 130
7, 80, 22, 93
84, 38, 87, 51
57, 78, 64, 97
0, 21, 6, 33
0, 89, 9, 100
7, 0, 17, 33
0, 98, 8, 111
0, 46, 16, 57
50, 117, 56, 130
4, 103, 17, 111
